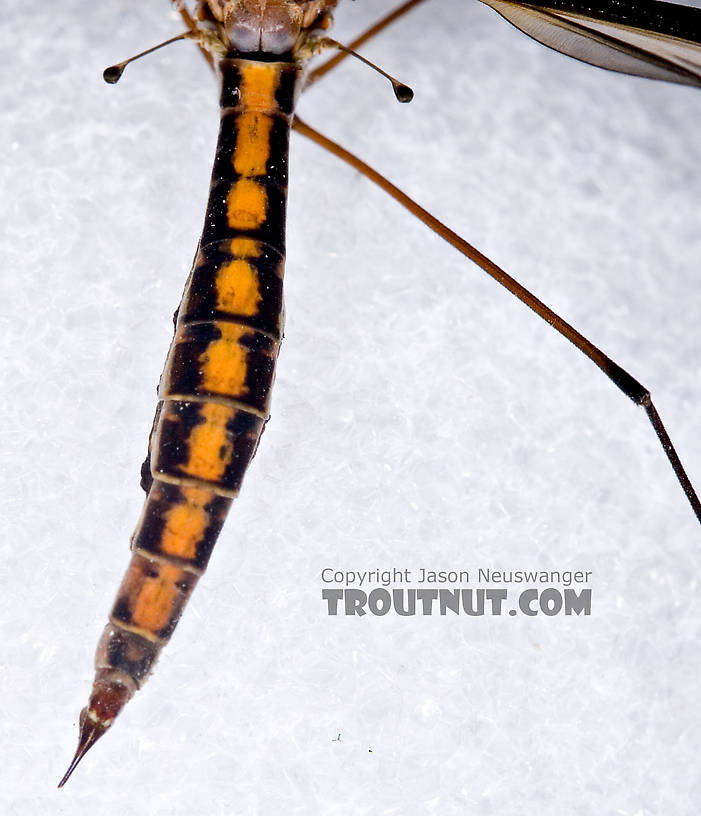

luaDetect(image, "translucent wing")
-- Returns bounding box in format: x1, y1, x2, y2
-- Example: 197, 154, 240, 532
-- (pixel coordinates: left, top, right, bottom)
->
479, 0, 701, 87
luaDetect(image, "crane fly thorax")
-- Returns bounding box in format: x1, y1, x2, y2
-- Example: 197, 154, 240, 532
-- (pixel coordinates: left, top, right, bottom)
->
201, 0, 337, 55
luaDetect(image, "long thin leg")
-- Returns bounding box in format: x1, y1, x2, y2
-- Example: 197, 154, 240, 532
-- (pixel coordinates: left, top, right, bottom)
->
293, 116, 701, 527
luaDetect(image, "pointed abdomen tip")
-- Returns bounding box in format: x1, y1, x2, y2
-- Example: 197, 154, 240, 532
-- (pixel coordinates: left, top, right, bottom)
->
58, 708, 109, 788
59, 676, 134, 787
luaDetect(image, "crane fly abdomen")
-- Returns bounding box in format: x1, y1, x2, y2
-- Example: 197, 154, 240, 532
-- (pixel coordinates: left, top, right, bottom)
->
61, 57, 303, 785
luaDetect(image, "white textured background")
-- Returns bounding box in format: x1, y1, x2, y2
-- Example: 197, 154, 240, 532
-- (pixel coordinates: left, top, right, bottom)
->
2, 0, 701, 813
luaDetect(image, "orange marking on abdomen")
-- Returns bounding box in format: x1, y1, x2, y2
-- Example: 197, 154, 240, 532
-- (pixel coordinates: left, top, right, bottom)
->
160, 487, 214, 561
238, 61, 280, 113
131, 563, 183, 633
227, 178, 267, 230
200, 322, 250, 397
229, 237, 261, 258
178, 402, 236, 483
233, 112, 273, 177
215, 258, 262, 316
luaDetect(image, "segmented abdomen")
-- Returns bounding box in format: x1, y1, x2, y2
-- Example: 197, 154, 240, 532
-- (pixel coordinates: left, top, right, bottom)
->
89, 57, 301, 710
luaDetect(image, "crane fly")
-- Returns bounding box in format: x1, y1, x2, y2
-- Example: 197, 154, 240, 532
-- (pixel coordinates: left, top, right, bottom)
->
58, 0, 701, 790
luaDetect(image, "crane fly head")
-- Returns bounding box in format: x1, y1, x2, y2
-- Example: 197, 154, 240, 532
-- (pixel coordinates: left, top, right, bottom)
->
200, 0, 338, 56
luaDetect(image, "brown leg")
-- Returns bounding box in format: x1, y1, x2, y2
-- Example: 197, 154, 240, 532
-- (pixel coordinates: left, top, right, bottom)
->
292, 116, 701, 527
171, 0, 213, 68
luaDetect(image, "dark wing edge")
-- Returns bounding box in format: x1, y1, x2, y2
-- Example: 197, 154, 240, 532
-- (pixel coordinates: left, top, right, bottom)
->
479, 0, 701, 87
